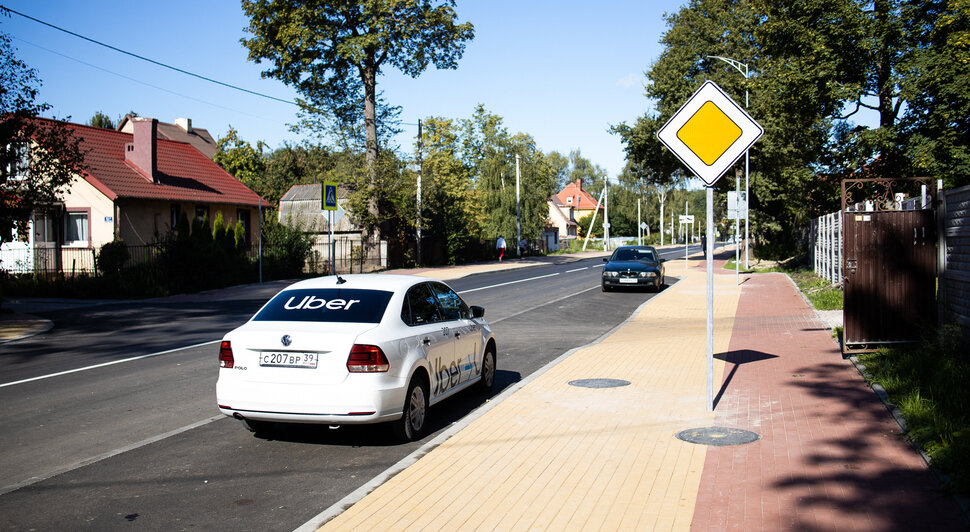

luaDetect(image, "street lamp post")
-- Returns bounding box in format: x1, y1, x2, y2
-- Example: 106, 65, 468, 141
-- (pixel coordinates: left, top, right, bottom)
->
708, 55, 750, 269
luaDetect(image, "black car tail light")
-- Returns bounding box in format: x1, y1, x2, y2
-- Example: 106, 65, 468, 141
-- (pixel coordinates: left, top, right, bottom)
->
219, 341, 235, 368
347, 344, 389, 373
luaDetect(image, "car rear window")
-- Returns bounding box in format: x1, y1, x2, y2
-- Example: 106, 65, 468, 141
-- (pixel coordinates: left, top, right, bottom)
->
253, 289, 393, 323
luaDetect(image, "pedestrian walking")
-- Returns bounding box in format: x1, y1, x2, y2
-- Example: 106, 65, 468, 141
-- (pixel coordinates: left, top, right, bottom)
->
496, 236, 506, 262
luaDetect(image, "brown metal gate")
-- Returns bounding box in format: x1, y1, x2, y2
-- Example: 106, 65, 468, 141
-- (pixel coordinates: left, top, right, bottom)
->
842, 178, 937, 353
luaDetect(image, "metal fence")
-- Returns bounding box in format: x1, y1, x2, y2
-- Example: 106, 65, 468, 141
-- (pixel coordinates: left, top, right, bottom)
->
305, 236, 388, 275
939, 184, 970, 336
809, 211, 842, 285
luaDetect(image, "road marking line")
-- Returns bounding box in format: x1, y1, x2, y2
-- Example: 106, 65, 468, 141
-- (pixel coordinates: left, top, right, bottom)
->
457, 272, 560, 294
490, 284, 600, 324
566, 267, 588, 273
0, 415, 224, 496
0, 340, 220, 389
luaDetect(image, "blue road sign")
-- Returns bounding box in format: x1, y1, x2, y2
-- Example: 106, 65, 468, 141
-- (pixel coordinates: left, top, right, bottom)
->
323, 182, 338, 211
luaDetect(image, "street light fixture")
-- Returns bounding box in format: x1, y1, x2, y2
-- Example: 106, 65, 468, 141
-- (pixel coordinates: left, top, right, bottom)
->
707, 55, 750, 269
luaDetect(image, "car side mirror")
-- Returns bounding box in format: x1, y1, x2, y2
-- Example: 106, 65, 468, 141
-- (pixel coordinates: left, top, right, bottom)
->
603, 258, 608, 262
660, 258, 666, 263
470, 306, 485, 319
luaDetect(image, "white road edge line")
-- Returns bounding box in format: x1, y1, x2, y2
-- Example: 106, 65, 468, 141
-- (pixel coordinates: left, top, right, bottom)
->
294, 281, 670, 532
456, 272, 560, 294
0, 415, 224, 497
0, 340, 221, 389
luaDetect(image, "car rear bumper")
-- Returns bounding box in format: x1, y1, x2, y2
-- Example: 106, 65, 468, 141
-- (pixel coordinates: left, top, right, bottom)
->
216, 380, 406, 424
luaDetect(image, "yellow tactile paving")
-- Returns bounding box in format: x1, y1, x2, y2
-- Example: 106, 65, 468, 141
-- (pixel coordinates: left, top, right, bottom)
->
320, 257, 741, 531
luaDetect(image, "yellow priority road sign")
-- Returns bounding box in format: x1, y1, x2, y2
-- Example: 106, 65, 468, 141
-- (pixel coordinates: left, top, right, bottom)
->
657, 81, 763, 186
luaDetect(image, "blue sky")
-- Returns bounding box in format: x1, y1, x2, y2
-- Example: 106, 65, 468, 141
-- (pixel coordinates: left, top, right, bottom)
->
1, 1, 687, 179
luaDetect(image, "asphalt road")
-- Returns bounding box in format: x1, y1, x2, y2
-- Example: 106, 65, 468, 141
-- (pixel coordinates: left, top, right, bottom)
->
0, 250, 689, 531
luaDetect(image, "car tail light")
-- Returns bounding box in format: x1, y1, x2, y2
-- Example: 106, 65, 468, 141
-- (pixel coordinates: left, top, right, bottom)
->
347, 344, 389, 373
219, 341, 234, 368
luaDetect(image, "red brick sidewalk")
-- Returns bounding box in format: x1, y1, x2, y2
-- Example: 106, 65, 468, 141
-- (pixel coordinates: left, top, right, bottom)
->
691, 273, 967, 531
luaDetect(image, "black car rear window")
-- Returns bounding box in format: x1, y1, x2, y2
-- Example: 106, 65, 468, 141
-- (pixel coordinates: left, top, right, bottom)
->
253, 289, 393, 323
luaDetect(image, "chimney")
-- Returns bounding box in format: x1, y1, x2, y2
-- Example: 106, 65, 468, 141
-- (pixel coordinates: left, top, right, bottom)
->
125, 117, 158, 183
175, 117, 192, 133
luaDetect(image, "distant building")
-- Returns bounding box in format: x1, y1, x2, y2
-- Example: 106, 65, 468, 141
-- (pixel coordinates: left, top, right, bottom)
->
117, 115, 218, 160
277, 184, 387, 272
547, 178, 603, 244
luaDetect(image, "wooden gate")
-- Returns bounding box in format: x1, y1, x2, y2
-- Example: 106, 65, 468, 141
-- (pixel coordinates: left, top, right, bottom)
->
842, 178, 937, 353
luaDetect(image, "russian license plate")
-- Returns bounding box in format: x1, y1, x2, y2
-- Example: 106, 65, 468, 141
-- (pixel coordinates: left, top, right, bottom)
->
619, 278, 638, 284
259, 352, 319, 369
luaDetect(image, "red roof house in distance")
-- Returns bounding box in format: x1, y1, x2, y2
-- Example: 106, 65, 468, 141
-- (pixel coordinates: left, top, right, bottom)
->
23, 117, 264, 257
547, 178, 603, 243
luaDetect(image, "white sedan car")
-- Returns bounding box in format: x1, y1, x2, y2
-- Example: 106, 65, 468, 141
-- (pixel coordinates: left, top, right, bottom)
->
216, 274, 496, 441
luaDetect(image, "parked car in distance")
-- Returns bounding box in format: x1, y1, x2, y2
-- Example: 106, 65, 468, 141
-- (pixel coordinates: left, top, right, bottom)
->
216, 274, 496, 441
601, 245, 666, 292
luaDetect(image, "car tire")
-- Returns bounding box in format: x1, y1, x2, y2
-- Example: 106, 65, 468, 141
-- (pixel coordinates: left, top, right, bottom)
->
602, 283, 611, 292
393, 376, 428, 442
478, 347, 496, 395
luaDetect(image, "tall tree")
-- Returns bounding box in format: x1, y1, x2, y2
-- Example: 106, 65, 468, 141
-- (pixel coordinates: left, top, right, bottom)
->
898, 0, 970, 187
419, 116, 477, 263
0, 29, 85, 244
459, 106, 555, 243
88, 111, 115, 129
214, 126, 268, 196
240, 0, 474, 238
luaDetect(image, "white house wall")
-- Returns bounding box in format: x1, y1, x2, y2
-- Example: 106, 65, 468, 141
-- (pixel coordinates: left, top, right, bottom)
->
62, 176, 115, 248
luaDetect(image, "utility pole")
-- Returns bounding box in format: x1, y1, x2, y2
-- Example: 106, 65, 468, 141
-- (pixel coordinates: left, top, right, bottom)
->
708, 55, 751, 269
515, 154, 521, 257
416, 119, 423, 266
604, 178, 610, 251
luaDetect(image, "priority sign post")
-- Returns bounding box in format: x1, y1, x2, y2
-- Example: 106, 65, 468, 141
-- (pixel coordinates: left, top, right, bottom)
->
657, 81, 763, 411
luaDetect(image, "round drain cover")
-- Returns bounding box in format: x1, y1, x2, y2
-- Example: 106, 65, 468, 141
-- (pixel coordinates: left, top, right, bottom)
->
676, 427, 760, 446
568, 378, 631, 388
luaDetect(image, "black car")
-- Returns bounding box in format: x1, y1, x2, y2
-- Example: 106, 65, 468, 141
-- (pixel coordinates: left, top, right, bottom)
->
601, 245, 666, 292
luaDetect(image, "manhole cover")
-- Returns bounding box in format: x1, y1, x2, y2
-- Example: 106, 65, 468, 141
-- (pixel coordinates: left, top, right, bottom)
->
676, 427, 761, 446
568, 378, 631, 388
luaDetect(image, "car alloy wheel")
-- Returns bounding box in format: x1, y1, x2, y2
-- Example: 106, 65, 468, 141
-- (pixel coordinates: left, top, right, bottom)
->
478, 348, 495, 394
394, 377, 427, 441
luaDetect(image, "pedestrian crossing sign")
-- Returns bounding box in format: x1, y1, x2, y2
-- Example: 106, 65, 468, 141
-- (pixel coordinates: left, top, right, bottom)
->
323, 182, 338, 211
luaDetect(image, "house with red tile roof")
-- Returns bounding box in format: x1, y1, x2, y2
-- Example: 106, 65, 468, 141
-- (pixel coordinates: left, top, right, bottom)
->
1, 116, 264, 273
547, 178, 603, 243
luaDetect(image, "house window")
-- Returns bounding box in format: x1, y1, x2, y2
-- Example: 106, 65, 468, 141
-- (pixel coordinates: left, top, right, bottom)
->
566, 197, 573, 204
32, 213, 56, 244
3, 142, 30, 182
171, 204, 182, 230
64, 211, 89, 247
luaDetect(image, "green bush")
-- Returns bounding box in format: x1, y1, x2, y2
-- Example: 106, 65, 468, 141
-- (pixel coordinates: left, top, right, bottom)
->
96, 240, 129, 277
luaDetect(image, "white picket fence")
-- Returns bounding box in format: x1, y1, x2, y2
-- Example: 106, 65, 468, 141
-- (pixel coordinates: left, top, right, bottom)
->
810, 211, 842, 285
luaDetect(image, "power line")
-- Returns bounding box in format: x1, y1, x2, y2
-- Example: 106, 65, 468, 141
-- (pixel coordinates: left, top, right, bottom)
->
0, 4, 298, 107
13, 36, 281, 123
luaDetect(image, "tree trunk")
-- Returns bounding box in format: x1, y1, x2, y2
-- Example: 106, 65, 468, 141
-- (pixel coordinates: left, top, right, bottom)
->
361, 61, 381, 243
